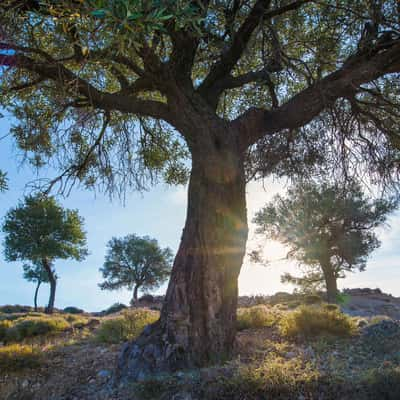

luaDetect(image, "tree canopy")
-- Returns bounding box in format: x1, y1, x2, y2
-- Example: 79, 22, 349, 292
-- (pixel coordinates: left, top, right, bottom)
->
0, 1, 399, 193
2, 194, 88, 312
253, 181, 397, 301
99, 234, 173, 301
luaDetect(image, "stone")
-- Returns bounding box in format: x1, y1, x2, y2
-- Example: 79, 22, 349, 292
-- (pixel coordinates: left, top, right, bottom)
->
285, 351, 297, 359
97, 370, 112, 379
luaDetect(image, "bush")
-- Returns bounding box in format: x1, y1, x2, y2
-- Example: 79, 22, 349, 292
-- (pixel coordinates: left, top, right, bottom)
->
6, 316, 70, 342
363, 367, 400, 400
322, 303, 340, 312
63, 314, 89, 328
0, 320, 12, 341
0, 344, 42, 372
237, 305, 279, 331
63, 306, 84, 314
279, 305, 357, 338
95, 308, 159, 343
0, 305, 33, 314
303, 294, 323, 305
103, 302, 128, 315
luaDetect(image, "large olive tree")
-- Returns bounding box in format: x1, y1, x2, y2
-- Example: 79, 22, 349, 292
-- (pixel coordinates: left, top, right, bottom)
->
0, 0, 399, 380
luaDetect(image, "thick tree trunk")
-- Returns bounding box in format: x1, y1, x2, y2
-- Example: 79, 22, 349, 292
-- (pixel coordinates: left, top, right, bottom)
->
42, 259, 57, 314
117, 129, 248, 381
322, 263, 338, 303
33, 280, 41, 312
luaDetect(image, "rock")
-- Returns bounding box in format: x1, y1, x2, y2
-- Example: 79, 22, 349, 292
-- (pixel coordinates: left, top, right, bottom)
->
285, 351, 297, 359
21, 379, 29, 389
97, 369, 112, 379
357, 319, 368, 328
362, 319, 400, 338
171, 392, 193, 400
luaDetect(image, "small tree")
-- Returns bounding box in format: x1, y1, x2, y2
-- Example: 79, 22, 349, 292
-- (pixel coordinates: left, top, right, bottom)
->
99, 234, 173, 303
23, 262, 50, 311
253, 181, 397, 302
2, 195, 88, 313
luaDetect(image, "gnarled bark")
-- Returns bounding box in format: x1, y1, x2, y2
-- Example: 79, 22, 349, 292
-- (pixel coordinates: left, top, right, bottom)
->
42, 259, 57, 314
116, 128, 248, 381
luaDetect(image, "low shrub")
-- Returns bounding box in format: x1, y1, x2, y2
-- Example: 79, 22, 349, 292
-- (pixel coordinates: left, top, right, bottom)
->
303, 294, 323, 305
103, 302, 128, 315
6, 316, 70, 342
62, 313, 89, 328
279, 305, 357, 338
363, 367, 400, 400
237, 305, 280, 331
0, 305, 32, 314
95, 308, 159, 343
63, 306, 84, 314
0, 344, 42, 372
322, 303, 340, 312
0, 320, 12, 341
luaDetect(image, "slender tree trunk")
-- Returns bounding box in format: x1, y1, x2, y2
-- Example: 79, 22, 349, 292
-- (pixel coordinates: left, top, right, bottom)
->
133, 284, 139, 303
322, 262, 338, 303
117, 126, 248, 381
42, 259, 57, 314
33, 280, 41, 312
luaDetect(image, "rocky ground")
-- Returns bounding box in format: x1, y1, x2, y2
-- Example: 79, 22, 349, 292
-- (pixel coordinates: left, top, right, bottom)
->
1, 289, 400, 400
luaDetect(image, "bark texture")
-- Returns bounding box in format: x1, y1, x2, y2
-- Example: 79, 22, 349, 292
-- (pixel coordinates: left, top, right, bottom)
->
322, 262, 338, 303
33, 280, 41, 312
43, 259, 57, 314
116, 123, 248, 381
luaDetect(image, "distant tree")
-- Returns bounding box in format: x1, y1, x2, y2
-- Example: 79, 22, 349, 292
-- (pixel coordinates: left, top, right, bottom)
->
253, 181, 397, 302
99, 234, 173, 302
2, 195, 88, 313
23, 262, 50, 311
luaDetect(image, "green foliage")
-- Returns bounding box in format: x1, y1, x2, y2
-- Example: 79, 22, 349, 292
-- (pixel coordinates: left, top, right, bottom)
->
23, 262, 50, 285
237, 305, 280, 331
95, 308, 159, 343
0, 305, 33, 314
99, 234, 173, 299
363, 367, 400, 400
63, 306, 84, 314
3, 194, 88, 264
279, 305, 357, 338
0, 320, 12, 341
0, 344, 42, 372
303, 294, 323, 305
102, 302, 128, 315
254, 181, 397, 296
0, 170, 8, 192
6, 315, 70, 342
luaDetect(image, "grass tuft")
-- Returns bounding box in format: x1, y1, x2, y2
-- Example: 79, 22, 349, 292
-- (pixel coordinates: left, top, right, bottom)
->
95, 308, 159, 344
279, 305, 357, 338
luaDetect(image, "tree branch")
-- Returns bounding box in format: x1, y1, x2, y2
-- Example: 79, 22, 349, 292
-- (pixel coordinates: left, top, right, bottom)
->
0, 52, 174, 123
198, 0, 311, 97
233, 40, 400, 150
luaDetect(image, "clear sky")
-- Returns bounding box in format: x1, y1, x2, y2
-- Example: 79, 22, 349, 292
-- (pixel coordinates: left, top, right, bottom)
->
1, 117, 399, 311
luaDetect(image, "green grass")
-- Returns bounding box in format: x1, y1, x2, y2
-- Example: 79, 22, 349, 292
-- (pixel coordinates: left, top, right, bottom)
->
279, 305, 357, 338
237, 305, 281, 331
0, 344, 42, 372
95, 308, 159, 344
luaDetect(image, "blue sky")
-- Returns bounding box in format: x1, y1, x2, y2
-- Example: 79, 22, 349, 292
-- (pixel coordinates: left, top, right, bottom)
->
1, 117, 399, 311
